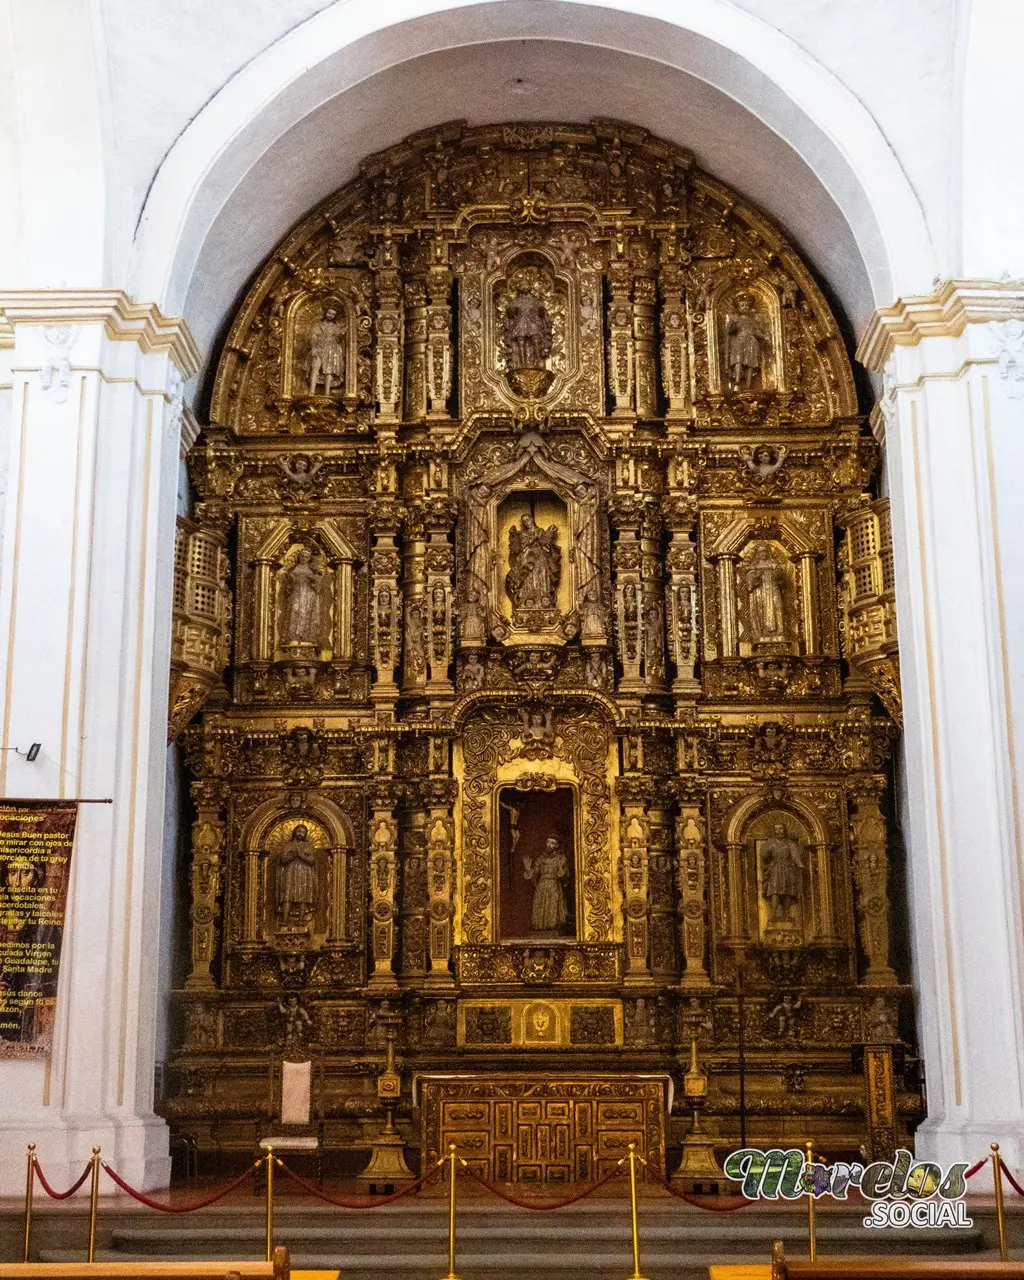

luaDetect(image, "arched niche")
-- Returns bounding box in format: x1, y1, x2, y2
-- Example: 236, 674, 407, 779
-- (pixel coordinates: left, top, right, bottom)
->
238, 794, 354, 949
719, 794, 840, 948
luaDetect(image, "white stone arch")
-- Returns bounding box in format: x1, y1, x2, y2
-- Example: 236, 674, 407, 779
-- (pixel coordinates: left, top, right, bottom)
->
126, 0, 937, 359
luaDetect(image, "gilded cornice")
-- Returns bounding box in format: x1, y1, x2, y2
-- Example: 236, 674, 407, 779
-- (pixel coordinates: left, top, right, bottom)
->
857, 277, 1024, 371
0, 289, 200, 377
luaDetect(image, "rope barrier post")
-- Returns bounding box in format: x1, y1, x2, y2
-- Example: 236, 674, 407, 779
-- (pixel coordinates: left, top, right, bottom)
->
264, 1146, 275, 1263
23, 1143, 35, 1262
992, 1144, 1008, 1262
626, 1143, 649, 1280
805, 1140, 817, 1262
442, 1144, 459, 1280
87, 1147, 101, 1263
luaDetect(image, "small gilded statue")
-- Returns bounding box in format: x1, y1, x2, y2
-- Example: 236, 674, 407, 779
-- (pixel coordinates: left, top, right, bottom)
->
743, 542, 788, 644
280, 548, 325, 649
503, 289, 553, 370
524, 834, 570, 933
308, 305, 346, 396
725, 294, 768, 391
277, 822, 318, 926
506, 513, 561, 611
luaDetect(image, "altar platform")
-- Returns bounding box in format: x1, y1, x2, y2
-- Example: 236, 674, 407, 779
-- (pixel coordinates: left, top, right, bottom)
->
2, 1183, 1018, 1280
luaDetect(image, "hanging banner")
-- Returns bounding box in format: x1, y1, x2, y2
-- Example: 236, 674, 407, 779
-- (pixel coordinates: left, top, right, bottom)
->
0, 800, 78, 1057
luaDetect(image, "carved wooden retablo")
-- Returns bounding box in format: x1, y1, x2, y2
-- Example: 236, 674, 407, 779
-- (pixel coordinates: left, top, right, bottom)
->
163, 119, 915, 1181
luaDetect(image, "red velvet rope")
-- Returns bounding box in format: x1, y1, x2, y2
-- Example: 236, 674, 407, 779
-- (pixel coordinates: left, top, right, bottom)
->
273, 1156, 441, 1208
33, 1160, 92, 1200
634, 1155, 752, 1213
100, 1160, 260, 1212
455, 1159, 627, 1210
965, 1157, 989, 1179
998, 1161, 1024, 1198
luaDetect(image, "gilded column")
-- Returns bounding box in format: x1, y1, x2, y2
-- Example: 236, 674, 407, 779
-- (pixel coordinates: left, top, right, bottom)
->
400, 805, 428, 981
425, 498, 456, 696
373, 233, 403, 422
639, 504, 667, 692
676, 793, 712, 989
659, 232, 690, 423
402, 506, 428, 696
611, 496, 644, 692
185, 782, 225, 989
424, 779, 457, 987
369, 500, 403, 706
716, 555, 739, 657
425, 238, 453, 421
367, 789, 401, 991
664, 498, 699, 696
647, 790, 677, 982
799, 552, 820, 655
849, 784, 897, 986
607, 229, 635, 417
403, 275, 428, 422
633, 270, 658, 420
618, 779, 654, 986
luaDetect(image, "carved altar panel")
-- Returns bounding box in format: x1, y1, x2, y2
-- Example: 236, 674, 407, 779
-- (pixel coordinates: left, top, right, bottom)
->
168, 119, 913, 1172
419, 1075, 667, 1188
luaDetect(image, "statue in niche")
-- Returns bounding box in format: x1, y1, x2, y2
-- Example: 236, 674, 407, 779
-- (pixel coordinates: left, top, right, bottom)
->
572, 483, 601, 597
579, 585, 607, 645
308, 305, 346, 396
503, 289, 553, 370
280, 548, 325, 649
725, 294, 769, 391
276, 823, 318, 927
644, 600, 665, 678
459, 651, 486, 693
524, 835, 570, 933
458, 587, 488, 647
761, 822, 804, 924
506, 513, 561, 611
743, 542, 789, 644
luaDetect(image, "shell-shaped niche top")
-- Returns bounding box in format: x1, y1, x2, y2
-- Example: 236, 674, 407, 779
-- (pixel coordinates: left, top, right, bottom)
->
210, 119, 857, 435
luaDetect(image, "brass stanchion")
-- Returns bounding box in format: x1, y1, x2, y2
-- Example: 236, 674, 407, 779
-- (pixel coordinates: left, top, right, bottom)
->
626, 1143, 648, 1280
441, 1144, 460, 1280
23, 1143, 35, 1262
992, 1144, 1008, 1262
264, 1145, 275, 1263
87, 1146, 101, 1263
805, 1141, 817, 1262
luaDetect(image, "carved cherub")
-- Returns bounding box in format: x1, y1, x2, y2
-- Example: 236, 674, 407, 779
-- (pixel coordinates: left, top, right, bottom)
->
739, 443, 787, 480
519, 706, 555, 755
278, 454, 325, 488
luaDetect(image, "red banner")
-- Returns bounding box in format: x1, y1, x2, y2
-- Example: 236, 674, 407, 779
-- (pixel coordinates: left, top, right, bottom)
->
0, 801, 78, 1057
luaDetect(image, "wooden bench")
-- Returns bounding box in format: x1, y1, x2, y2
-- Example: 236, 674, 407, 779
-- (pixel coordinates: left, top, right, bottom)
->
709, 1240, 1024, 1280
0, 1246, 290, 1280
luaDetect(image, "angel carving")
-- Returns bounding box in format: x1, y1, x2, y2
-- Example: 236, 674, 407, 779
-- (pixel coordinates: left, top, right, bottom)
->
278, 454, 325, 488
519, 706, 555, 757
739, 443, 787, 481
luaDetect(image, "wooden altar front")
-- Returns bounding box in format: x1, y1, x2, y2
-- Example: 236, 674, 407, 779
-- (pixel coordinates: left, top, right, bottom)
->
417, 1074, 669, 1189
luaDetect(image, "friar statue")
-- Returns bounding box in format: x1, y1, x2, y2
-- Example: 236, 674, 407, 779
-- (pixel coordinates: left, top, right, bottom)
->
524, 834, 570, 933
761, 821, 803, 924
276, 823, 318, 926
308, 305, 346, 396
506, 512, 561, 611
280, 548, 325, 649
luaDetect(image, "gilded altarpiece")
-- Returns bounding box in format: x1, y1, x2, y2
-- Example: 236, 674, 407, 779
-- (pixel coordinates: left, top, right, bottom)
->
163, 120, 918, 1184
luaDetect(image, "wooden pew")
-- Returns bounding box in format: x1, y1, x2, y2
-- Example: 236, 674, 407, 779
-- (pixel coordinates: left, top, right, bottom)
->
0, 1245, 290, 1280
709, 1240, 1024, 1280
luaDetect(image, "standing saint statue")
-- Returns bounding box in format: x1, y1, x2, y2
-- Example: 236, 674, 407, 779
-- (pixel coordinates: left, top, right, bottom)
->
506, 513, 561, 611
743, 542, 788, 644
761, 822, 803, 924
725, 294, 768, 391
503, 289, 553, 370
524, 835, 570, 933
280, 548, 325, 648
308, 305, 346, 396
276, 823, 318, 926
572, 482, 601, 600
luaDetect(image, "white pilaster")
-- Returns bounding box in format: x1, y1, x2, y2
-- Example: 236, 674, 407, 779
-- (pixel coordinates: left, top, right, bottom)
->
860, 281, 1024, 1168
0, 291, 198, 1194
